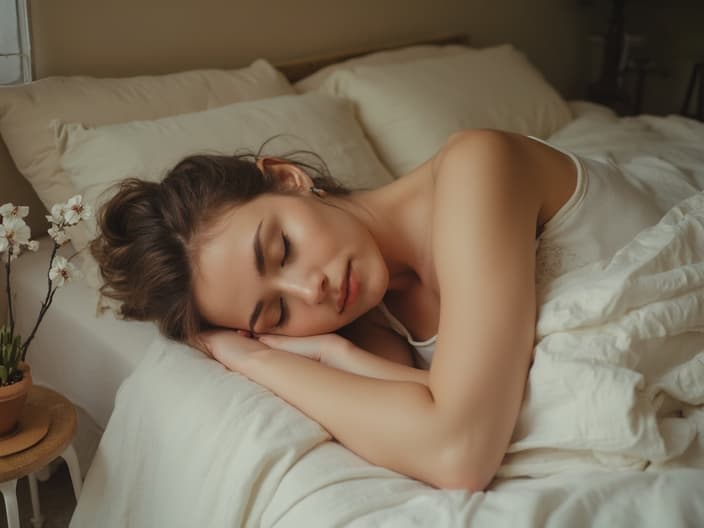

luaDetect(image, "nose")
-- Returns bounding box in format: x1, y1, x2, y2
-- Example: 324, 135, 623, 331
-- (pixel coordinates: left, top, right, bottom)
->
277, 268, 328, 306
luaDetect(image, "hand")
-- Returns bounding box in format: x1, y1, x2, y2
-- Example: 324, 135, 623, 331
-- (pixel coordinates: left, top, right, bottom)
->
193, 328, 271, 372
255, 333, 354, 365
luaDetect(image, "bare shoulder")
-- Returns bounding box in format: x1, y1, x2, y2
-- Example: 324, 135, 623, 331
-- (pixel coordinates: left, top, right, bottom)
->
431, 129, 577, 227
339, 308, 416, 368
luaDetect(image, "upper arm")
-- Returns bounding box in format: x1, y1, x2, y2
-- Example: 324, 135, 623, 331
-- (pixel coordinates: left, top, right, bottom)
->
429, 130, 541, 486
339, 309, 416, 368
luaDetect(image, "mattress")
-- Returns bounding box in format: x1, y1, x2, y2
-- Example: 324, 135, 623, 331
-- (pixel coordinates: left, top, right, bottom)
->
12, 236, 159, 471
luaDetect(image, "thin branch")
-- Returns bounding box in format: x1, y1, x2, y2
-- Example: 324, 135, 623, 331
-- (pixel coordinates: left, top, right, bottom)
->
21, 286, 57, 361
20, 241, 59, 361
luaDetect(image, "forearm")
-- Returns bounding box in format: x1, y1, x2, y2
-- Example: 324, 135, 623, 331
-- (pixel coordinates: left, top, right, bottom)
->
328, 345, 429, 386
240, 347, 451, 487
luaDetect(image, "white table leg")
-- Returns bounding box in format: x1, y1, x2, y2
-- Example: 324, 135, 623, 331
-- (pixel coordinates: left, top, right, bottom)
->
61, 443, 82, 499
28, 472, 44, 528
0, 478, 20, 528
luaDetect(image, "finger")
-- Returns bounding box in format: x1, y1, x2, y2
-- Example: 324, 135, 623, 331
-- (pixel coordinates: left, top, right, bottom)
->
257, 335, 277, 346
258, 334, 301, 346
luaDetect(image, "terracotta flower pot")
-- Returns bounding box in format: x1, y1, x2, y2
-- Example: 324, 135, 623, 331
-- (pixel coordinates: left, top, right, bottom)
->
0, 362, 32, 436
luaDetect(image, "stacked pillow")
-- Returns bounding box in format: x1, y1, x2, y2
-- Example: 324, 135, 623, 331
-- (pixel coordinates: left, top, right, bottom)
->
0, 59, 295, 254
297, 44, 572, 177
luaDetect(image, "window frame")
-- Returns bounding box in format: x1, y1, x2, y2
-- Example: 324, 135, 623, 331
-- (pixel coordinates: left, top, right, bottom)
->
0, 0, 31, 84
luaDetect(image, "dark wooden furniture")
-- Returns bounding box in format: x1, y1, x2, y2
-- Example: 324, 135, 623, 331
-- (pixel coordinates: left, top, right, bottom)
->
681, 62, 703, 121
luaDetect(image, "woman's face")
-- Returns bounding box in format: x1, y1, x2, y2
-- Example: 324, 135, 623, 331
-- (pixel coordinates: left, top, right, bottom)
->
192, 191, 389, 336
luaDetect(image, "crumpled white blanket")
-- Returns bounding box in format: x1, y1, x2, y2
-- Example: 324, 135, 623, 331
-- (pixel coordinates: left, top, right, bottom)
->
499, 189, 704, 478
71, 107, 704, 528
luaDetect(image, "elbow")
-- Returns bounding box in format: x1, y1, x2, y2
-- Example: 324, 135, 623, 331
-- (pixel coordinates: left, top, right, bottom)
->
429, 442, 498, 492
432, 467, 493, 493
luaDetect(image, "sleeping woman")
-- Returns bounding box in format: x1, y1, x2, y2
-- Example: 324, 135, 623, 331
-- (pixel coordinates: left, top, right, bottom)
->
90, 129, 663, 491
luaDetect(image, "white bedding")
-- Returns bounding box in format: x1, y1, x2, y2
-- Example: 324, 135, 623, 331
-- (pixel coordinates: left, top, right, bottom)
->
71, 107, 704, 527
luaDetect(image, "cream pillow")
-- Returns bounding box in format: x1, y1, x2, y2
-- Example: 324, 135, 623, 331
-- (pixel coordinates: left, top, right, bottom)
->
0, 59, 294, 249
294, 44, 469, 92
302, 45, 573, 177
54, 93, 394, 295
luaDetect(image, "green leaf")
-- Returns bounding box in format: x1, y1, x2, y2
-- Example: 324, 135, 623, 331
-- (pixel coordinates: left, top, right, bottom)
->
0, 365, 7, 385
0, 339, 22, 371
0, 324, 9, 346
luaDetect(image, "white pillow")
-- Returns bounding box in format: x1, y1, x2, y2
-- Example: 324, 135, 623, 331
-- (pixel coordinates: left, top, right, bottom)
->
294, 44, 469, 92
302, 45, 573, 177
54, 93, 394, 296
0, 58, 294, 248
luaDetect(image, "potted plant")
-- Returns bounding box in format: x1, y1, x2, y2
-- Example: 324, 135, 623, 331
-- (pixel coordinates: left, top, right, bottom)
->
0, 196, 91, 436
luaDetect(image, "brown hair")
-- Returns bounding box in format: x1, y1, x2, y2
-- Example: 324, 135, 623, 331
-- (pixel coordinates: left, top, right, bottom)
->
90, 149, 349, 348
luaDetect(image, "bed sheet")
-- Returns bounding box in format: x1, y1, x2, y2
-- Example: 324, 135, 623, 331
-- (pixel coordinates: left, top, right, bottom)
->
12, 236, 159, 429
70, 105, 704, 527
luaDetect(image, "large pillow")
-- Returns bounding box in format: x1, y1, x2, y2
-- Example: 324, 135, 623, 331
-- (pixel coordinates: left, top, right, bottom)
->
294, 43, 469, 92
54, 93, 394, 295
301, 45, 572, 177
0, 58, 294, 248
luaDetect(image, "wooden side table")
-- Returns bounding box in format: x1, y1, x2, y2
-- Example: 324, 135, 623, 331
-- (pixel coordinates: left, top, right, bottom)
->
0, 386, 82, 528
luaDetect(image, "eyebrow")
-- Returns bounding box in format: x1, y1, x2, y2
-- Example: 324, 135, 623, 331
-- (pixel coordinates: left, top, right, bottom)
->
249, 219, 265, 333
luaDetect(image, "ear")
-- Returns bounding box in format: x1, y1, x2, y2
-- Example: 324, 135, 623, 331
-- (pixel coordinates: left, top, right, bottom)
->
256, 157, 314, 194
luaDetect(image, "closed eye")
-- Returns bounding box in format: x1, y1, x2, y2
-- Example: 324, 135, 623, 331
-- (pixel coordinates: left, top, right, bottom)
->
280, 232, 290, 267
276, 231, 290, 328
276, 297, 288, 327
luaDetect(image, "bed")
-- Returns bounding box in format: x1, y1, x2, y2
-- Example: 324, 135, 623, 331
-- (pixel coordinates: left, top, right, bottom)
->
2, 6, 704, 528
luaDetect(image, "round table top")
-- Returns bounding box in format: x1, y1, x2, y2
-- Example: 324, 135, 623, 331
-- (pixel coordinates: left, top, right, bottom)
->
0, 385, 77, 482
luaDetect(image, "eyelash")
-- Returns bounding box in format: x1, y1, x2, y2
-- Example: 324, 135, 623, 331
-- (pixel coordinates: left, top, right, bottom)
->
276, 232, 290, 327
280, 232, 290, 267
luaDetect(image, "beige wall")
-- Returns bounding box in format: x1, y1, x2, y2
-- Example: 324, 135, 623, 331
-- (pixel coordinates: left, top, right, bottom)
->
26, 0, 589, 95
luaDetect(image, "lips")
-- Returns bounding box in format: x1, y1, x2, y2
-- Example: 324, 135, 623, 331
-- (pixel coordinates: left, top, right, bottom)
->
337, 260, 351, 313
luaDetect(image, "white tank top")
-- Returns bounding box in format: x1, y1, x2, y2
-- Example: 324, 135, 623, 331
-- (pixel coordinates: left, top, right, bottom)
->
379, 136, 664, 368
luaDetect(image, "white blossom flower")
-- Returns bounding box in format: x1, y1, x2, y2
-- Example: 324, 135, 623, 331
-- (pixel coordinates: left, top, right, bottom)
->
0, 203, 29, 220
48, 225, 71, 246
45, 203, 66, 226
27, 240, 39, 252
63, 195, 92, 226
49, 256, 79, 287
0, 217, 31, 252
